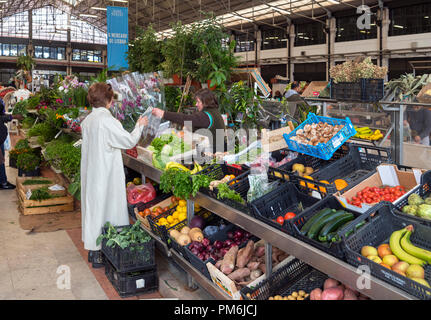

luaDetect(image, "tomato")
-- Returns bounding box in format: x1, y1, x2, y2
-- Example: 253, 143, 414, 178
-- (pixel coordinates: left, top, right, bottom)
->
284, 212, 296, 220
276, 216, 285, 225
366, 197, 373, 204
394, 191, 402, 198
143, 208, 151, 217
171, 196, 178, 203
353, 200, 362, 207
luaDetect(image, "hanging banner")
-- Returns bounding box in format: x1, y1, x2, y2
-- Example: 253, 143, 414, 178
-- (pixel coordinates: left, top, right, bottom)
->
107, 6, 129, 70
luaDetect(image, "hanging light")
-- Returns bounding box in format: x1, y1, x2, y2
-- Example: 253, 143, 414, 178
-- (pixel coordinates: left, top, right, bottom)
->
79, 14, 98, 18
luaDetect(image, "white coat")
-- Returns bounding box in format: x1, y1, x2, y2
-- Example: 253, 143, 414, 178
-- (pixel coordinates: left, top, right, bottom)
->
80, 107, 144, 251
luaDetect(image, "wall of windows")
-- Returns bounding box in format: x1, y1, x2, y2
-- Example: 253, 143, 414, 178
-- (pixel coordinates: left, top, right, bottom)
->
336, 14, 378, 42
261, 28, 288, 50
72, 49, 103, 63
295, 22, 326, 46
234, 33, 255, 52
389, 3, 431, 36
1, 12, 29, 38
0, 43, 26, 57
34, 46, 66, 60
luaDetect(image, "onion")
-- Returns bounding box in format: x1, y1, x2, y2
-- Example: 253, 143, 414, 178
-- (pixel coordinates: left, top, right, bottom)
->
213, 240, 223, 250
210, 253, 219, 261
227, 231, 234, 239
220, 248, 229, 256
201, 238, 210, 247
194, 242, 204, 252
206, 244, 214, 253
197, 253, 205, 261
189, 216, 206, 230
224, 239, 234, 247
234, 240, 242, 246
191, 248, 200, 255
233, 230, 244, 239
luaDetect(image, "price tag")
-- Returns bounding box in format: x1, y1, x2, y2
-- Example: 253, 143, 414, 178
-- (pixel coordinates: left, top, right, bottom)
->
26, 189, 32, 200
136, 279, 146, 289
73, 139, 82, 147
331, 136, 344, 149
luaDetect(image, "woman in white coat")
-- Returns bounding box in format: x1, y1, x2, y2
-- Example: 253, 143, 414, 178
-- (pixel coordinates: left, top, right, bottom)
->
81, 82, 148, 268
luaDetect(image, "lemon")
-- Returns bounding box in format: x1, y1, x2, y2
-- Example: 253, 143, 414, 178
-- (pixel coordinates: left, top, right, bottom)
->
158, 217, 168, 225
178, 213, 187, 221
172, 211, 179, 219
178, 200, 187, 207
170, 219, 179, 226
166, 215, 174, 224
178, 206, 187, 213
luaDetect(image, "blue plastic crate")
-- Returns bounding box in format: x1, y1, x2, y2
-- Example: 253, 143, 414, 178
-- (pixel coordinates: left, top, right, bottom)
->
283, 113, 356, 161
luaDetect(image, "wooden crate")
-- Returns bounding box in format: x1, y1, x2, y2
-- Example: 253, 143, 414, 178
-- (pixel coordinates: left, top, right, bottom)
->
17, 183, 74, 216
16, 176, 67, 197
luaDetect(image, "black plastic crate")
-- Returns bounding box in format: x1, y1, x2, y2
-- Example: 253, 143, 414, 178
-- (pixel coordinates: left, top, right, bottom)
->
393, 170, 431, 226
184, 224, 256, 280
18, 167, 41, 177
9, 157, 17, 169
288, 196, 365, 260
105, 259, 158, 298
250, 183, 321, 234
196, 163, 246, 198
291, 143, 391, 197
127, 188, 172, 219
147, 206, 187, 244
101, 224, 156, 273
330, 78, 384, 102
341, 202, 431, 300
240, 258, 327, 300
222, 170, 285, 215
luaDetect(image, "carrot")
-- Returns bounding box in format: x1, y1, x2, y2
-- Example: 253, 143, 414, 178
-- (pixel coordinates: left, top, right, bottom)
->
220, 245, 239, 275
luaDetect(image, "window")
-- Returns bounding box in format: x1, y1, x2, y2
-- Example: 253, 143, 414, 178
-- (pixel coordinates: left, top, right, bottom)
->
94, 50, 102, 63
295, 22, 326, 46
72, 49, 103, 63
35, 46, 43, 59
336, 14, 377, 42
390, 3, 431, 36
234, 33, 255, 52
57, 47, 66, 60
72, 49, 80, 61
18, 45, 26, 56
9, 44, 17, 56
2, 44, 10, 56
261, 29, 287, 50
43, 47, 50, 59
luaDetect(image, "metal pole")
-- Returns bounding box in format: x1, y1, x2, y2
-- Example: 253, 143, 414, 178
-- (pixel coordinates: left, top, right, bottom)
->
265, 241, 272, 278
399, 104, 404, 165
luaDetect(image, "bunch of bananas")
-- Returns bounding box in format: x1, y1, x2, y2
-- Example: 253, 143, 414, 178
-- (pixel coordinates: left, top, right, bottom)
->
165, 161, 203, 174
354, 126, 384, 141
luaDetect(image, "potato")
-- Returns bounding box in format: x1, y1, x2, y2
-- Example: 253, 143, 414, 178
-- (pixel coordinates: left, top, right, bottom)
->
291, 292, 298, 298
310, 288, 322, 300
298, 290, 306, 296
297, 296, 304, 300
287, 295, 295, 300
323, 278, 340, 290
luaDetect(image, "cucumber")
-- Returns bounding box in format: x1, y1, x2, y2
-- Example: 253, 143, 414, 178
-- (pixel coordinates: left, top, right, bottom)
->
300, 208, 335, 235
328, 220, 367, 243
307, 210, 347, 240
317, 213, 354, 242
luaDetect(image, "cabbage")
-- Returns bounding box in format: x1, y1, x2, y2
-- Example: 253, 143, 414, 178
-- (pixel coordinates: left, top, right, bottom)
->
408, 193, 424, 206
402, 205, 418, 216
417, 204, 431, 220
424, 197, 431, 205
161, 144, 173, 156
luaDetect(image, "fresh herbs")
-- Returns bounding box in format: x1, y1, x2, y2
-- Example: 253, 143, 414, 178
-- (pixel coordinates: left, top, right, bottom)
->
96, 221, 152, 251
216, 182, 244, 204
29, 187, 54, 201
160, 168, 211, 199
22, 179, 53, 185
16, 152, 41, 172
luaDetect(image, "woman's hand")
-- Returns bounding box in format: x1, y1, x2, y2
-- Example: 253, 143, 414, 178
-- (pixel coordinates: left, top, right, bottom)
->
138, 116, 148, 127
152, 108, 164, 118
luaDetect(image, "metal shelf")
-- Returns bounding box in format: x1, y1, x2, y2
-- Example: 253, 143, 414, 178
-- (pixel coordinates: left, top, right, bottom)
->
122, 153, 417, 300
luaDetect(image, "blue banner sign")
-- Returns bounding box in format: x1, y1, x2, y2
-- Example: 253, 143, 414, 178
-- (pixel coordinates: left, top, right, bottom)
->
107, 6, 129, 70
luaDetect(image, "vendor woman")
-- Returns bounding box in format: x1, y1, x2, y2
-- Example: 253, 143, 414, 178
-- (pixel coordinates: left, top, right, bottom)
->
81, 82, 148, 268
151, 88, 226, 153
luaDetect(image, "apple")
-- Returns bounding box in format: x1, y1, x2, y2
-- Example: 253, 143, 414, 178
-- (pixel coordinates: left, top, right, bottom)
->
367, 255, 382, 264
361, 246, 378, 258
406, 264, 425, 279
380, 263, 392, 270
377, 244, 392, 258
382, 255, 399, 267
392, 269, 406, 277
392, 261, 410, 274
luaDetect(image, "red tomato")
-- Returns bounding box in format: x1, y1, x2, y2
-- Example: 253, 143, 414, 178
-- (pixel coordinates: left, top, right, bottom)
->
366, 198, 373, 204
394, 191, 402, 198
276, 216, 284, 225
383, 194, 391, 201
284, 212, 296, 220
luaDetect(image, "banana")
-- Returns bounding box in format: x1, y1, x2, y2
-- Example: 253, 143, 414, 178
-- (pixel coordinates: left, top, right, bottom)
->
165, 162, 190, 172
400, 225, 431, 264
389, 227, 426, 266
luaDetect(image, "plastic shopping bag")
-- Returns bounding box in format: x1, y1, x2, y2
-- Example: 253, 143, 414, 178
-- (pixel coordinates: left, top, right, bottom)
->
126, 183, 157, 205
3, 133, 11, 151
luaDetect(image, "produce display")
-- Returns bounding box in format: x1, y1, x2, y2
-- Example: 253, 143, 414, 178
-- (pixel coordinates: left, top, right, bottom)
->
148, 133, 192, 170
401, 193, 431, 220
347, 185, 407, 208
309, 278, 370, 300
154, 198, 188, 228
360, 225, 431, 288
267, 290, 309, 300
126, 183, 157, 205
290, 122, 345, 147
354, 126, 384, 141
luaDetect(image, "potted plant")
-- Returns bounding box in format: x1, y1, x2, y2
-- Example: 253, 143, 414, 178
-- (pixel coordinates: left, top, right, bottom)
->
17, 152, 41, 177
9, 138, 32, 169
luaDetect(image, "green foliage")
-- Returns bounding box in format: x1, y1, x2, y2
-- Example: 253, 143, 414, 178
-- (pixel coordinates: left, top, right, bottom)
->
96, 221, 152, 250
45, 140, 81, 179
12, 100, 29, 117
22, 179, 53, 186
17, 152, 41, 172
164, 86, 193, 112
29, 187, 54, 201
9, 138, 32, 160
21, 116, 36, 129
90, 69, 109, 84
17, 55, 35, 71
28, 122, 57, 144
216, 183, 244, 204
128, 25, 163, 73
68, 172, 81, 201
72, 86, 88, 107
160, 168, 210, 200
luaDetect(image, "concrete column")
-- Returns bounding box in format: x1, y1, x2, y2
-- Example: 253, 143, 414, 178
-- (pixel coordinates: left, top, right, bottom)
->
28, 10, 33, 57
289, 24, 295, 81
381, 7, 390, 79
67, 13, 72, 76
255, 29, 262, 70
328, 17, 337, 81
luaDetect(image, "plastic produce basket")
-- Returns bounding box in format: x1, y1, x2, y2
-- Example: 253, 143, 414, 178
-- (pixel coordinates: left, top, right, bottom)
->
288, 196, 365, 260
195, 163, 247, 198
127, 187, 171, 219
104, 259, 158, 298
240, 258, 327, 300
341, 202, 431, 300
283, 113, 356, 161
147, 206, 186, 244
101, 224, 156, 273
184, 224, 257, 280
393, 170, 431, 226
250, 183, 320, 234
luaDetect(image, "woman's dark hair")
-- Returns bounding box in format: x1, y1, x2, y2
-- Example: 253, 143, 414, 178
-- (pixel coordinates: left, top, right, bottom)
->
87, 82, 114, 108
194, 88, 218, 109
291, 82, 299, 89
275, 90, 281, 96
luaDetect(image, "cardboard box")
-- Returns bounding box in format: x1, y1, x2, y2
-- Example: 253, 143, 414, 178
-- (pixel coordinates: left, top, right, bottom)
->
206, 241, 294, 300
335, 164, 425, 213
301, 81, 329, 98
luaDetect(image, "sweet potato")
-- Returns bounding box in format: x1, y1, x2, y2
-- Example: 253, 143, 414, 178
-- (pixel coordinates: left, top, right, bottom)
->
236, 240, 255, 268
258, 263, 266, 274
321, 287, 344, 300
227, 268, 251, 281
277, 252, 290, 262
255, 245, 265, 258
323, 278, 340, 290
220, 245, 239, 275
310, 288, 322, 300
215, 260, 222, 269
343, 288, 358, 300
246, 261, 261, 270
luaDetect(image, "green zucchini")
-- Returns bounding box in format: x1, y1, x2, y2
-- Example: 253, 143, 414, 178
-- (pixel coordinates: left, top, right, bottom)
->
317, 213, 354, 242
307, 210, 347, 240
300, 208, 335, 235
328, 220, 367, 243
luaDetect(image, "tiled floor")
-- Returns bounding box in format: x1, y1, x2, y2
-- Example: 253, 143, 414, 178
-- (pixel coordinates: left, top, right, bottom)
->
0, 134, 213, 300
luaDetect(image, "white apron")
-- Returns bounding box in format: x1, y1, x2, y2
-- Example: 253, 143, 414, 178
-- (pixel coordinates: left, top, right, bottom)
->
80, 107, 144, 251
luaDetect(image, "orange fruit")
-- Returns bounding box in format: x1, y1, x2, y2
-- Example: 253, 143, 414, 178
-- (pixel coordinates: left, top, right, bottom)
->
334, 179, 348, 191
319, 180, 330, 193
300, 175, 316, 190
